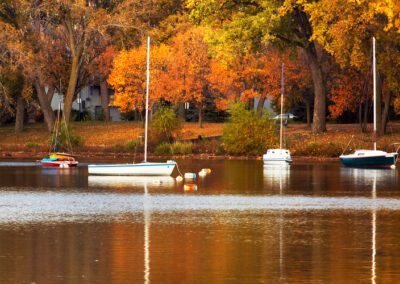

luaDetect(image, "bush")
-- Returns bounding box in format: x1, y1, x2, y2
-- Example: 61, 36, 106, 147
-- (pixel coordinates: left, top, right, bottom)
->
125, 139, 141, 151
155, 142, 172, 154
49, 121, 82, 150
292, 140, 343, 157
150, 107, 181, 144
171, 141, 193, 154
222, 102, 277, 155
154, 142, 193, 155
26, 142, 40, 148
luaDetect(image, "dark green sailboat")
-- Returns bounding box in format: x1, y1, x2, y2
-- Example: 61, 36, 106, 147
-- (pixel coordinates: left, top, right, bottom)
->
339, 37, 399, 169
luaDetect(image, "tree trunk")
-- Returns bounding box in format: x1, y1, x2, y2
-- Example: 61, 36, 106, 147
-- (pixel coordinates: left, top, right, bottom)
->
100, 80, 110, 121
14, 96, 25, 133
358, 103, 363, 132
47, 86, 55, 105
34, 81, 55, 132
256, 94, 266, 115
64, 56, 80, 123
305, 43, 326, 134
381, 90, 391, 135
177, 102, 185, 120
198, 104, 203, 128
305, 99, 311, 128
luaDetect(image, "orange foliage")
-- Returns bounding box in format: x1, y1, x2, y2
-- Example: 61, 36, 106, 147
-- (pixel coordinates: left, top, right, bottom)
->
108, 43, 170, 112
328, 70, 365, 118
158, 27, 211, 107
226, 49, 312, 111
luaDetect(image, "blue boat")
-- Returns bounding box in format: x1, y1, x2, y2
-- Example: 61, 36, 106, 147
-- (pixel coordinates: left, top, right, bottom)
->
340, 150, 398, 169
339, 38, 399, 170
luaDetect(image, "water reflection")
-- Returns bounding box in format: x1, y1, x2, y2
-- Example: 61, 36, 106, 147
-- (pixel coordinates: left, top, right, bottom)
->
0, 161, 38, 167
262, 165, 290, 281
88, 176, 176, 189
144, 183, 150, 284
263, 164, 290, 193
1, 161, 400, 283
340, 167, 398, 187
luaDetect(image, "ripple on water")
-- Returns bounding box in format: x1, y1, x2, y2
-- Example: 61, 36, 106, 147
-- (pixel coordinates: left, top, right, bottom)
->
0, 191, 400, 224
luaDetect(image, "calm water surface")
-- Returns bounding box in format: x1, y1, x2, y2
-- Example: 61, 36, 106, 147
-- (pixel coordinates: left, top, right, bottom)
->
0, 159, 399, 283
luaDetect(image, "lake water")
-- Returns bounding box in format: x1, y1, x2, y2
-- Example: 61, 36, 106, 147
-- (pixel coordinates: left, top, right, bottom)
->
0, 159, 400, 283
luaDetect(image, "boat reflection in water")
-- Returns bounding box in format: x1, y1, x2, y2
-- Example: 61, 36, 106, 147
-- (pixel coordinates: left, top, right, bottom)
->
263, 164, 290, 193
88, 175, 176, 189
263, 164, 290, 280
340, 167, 398, 188
340, 168, 397, 284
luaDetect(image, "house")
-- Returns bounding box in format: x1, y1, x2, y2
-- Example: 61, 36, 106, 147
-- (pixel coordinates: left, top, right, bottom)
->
50, 85, 122, 121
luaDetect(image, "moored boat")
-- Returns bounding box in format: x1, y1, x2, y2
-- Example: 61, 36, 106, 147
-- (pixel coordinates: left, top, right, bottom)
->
40, 91, 79, 168
340, 150, 397, 169
88, 37, 176, 176
339, 38, 398, 169
263, 63, 292, 165
263, 149, 292, 164
88, 161, 176, 176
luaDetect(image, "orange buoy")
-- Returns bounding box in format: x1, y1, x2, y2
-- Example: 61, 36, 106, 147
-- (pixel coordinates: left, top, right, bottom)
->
183, 183, 198, 192
201, 168, 211, 174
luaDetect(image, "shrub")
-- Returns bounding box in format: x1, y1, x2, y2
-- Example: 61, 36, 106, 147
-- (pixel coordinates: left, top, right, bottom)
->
26, 142, 40, 148
154, 141, 193, 155
222, 102, 277, 155
155, 142, 171, 154
125, 139, 141, 151
292, 140, 343, 157
170, 142, 193, 154
150, 107, 181, 144
49, 121, 82, 150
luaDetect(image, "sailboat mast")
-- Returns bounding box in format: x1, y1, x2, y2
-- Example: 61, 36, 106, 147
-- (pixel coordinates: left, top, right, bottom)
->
373, 37, 377, 151
144, 36, 150, 162
280, 63, 284, 150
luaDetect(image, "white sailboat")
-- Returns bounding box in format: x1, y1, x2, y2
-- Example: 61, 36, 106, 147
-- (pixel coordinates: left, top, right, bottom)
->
88, 37, 176, 176
263, 63, 292, 165
339, 37, 398, 169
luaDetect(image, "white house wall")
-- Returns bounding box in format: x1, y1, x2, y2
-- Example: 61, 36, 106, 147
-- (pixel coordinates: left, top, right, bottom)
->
50, 86, 122, 121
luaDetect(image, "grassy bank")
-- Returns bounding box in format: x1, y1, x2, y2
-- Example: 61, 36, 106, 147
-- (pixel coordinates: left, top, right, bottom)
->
1, 121, 400, 159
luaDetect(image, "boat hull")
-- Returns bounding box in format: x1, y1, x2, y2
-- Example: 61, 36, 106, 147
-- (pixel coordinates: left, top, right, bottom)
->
41, 161, 79, 168
263, 149, 292, 165
88, 162, 176, 176
263, 159, 292, 165
340, 153, 397, 169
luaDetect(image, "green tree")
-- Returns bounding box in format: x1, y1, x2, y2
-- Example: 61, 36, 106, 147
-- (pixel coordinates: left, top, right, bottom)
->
222, 102, 276, 155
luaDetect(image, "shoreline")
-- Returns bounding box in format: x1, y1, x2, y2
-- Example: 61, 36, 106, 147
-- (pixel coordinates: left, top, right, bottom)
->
0, 149, 339, 162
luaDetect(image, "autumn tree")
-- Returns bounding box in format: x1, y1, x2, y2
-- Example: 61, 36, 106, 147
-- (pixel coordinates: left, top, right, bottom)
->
187, 0, 328, 133
108, 43, 170, 116
307, 0, 400, 135
159, 27, 212, 127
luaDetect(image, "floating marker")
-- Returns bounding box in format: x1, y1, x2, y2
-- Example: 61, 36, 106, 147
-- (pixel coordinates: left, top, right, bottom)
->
176, 176, 183, 182
184, 183, 197, 192
198, 170, 207, 177
184, 173, 196, 179
201, 168, 211, 174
